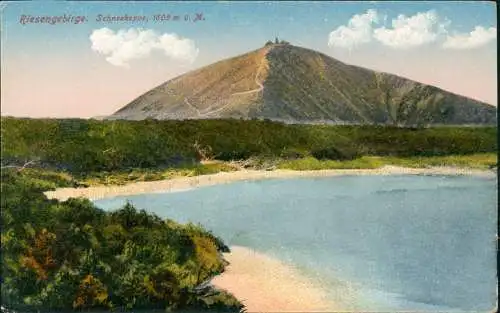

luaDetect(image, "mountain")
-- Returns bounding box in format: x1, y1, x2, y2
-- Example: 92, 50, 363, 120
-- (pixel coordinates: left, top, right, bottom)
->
110, 43, 497, 126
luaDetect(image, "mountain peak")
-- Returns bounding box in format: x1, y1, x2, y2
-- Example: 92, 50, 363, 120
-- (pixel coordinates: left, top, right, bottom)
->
111, 44, 496, 126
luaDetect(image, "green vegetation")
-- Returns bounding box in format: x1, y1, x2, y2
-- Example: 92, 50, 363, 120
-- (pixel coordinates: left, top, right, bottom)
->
74, 163, 237, 187
5, 163, 237, 188
277, 153, 497, 171
375, 153, 498, 169
1, 117, 496, 312
9, 153, 494, 189
1, 168, 243, 312
2, 118, 497, 174
277, 156, 384, 170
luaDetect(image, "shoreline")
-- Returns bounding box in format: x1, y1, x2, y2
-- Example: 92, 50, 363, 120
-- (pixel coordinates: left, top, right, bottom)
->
211, 245, 340, 312
45, 165, 496, 201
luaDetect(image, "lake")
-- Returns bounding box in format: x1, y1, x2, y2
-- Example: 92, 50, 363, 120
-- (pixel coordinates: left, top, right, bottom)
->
94, 174, 497, 312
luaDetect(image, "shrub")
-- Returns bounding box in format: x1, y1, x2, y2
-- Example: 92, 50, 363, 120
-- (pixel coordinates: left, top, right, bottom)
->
311, 146, 359, 161
280, 148, 307, 160
1, 117, 497, 173
1, 170, 243, 312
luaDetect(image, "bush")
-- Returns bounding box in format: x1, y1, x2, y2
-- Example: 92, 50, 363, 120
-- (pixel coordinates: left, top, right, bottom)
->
1, 169, 243, 312
311, 146, 359, 161
280, 148, 307, 160
1, 117, 497, 173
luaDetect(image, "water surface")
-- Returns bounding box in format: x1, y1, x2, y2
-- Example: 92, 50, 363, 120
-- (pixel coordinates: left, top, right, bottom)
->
95, 174, 497, 312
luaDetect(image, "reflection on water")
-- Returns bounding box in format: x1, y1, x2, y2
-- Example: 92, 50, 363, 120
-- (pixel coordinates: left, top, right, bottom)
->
95, 175, 497, 312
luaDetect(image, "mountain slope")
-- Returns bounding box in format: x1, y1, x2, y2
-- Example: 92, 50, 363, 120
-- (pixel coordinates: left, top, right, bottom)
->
111, 44, 497, 125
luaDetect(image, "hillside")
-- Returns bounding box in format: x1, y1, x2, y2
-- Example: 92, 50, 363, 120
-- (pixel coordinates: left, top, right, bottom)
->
2, 117, 497, 173
112, 43, 496, 125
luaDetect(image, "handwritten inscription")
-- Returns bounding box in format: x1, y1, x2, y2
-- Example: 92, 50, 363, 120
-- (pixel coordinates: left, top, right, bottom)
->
19, 13, 206, 25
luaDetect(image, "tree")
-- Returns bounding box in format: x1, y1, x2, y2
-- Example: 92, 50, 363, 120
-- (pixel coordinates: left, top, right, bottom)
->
275, 37, 279, 44
193, 140, 213, 161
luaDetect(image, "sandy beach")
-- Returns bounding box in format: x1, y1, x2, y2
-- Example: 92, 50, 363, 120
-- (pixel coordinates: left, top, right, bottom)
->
211, 246, 341, 312
45, 166, 496, 201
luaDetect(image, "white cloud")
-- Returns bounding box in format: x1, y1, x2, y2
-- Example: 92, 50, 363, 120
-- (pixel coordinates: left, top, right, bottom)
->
328, 9, 380, 49
372, 10, 449, 49
326, 9, 490, 50
90, 28, 199, 68
442, 26, 497, 49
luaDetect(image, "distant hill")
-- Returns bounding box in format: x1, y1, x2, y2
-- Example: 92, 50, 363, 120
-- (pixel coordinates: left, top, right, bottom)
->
110, 43, 497, 126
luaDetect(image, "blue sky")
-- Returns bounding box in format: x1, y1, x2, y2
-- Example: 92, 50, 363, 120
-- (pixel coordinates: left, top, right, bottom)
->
1, 1, 497, 117
3, 1, 496, 57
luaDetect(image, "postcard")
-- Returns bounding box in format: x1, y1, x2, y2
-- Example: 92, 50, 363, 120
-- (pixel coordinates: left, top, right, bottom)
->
1, 1, 497, 312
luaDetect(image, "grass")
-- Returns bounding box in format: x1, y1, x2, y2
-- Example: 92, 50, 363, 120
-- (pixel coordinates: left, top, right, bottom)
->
17, 168, 78, 189
277, 156, 384, 170
75, 162, 237, 186
18, 153, 496, 189
83, 153, 496, 186
380, 153, 498, 169
277, 153, 497, 171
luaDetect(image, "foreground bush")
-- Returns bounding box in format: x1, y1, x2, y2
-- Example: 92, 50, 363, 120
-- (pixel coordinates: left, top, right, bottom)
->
0, 169, 243, 312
